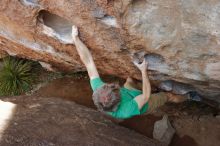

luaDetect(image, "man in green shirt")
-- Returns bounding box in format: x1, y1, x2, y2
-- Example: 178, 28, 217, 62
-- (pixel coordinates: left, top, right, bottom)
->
71, 26, 194, 119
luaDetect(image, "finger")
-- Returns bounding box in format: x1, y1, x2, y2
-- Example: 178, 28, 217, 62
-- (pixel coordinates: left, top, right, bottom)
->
72, 25, 77, 30
133, 60, 139, 66
134, 61, 139, 67
145, 61, 148, 66
144, 59, 149, 66
141, 59, 146, 65
72, 25, 78, 34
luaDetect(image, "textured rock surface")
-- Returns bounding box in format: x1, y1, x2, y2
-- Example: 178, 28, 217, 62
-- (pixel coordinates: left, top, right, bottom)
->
0, 96, 163, 146
153, 115, 175, 146
0, 0, 219, 102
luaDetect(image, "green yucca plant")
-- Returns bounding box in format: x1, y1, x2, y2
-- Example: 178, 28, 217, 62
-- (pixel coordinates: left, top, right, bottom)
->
0, 57, 37, 96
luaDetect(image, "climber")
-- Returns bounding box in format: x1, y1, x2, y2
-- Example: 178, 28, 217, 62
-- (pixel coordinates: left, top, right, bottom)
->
71, 25, 200, 119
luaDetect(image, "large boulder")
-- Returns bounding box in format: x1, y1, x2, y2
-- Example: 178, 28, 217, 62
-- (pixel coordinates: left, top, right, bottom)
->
0, 0, 219, 102
0, 96, 163, 146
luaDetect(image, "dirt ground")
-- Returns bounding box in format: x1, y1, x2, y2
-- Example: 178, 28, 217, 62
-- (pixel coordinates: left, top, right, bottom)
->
32, 74, 220, 146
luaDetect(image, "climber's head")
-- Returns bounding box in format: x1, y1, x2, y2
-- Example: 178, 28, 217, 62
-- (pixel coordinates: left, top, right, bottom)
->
92, 83, 121, 112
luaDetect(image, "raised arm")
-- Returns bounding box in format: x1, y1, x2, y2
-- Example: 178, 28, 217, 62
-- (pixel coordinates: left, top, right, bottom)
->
72, 26, 99, 79
134, 59, 151, 109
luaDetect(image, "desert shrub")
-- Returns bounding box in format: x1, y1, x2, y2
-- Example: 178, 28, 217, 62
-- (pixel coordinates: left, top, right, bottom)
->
0, 57, 37, 96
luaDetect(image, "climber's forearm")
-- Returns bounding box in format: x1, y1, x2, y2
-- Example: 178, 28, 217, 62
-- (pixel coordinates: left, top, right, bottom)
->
142, 70, 151, 103
73, 36, 99, 79
134, 59, 151, 109
74, 37, 94, 67
134, 70, 151, 109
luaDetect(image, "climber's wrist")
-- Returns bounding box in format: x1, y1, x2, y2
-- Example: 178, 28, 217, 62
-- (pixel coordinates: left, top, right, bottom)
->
73, 36, 79, 42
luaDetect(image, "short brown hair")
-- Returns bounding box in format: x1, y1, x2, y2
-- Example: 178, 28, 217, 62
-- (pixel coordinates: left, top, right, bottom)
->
92, 83, 121, 112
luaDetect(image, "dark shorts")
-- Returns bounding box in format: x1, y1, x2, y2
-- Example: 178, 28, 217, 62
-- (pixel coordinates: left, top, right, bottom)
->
145, 92, 168, 114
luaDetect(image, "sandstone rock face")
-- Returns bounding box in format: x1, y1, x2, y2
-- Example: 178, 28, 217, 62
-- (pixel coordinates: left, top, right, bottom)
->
0, 96, 163, 146
0, 0, 219, 102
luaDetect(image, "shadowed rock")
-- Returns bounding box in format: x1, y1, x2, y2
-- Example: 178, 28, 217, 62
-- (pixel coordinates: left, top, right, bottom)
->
38, 10, 73, 44
133, 51, 170, 74
0, 96, 164, 146
159, 80, 195, 95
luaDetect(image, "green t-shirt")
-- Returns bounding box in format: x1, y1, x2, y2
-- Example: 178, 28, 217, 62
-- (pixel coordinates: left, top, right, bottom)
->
90, 77, 149, 119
